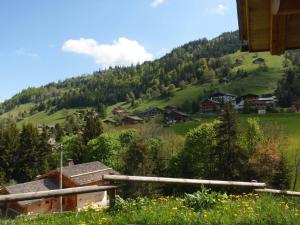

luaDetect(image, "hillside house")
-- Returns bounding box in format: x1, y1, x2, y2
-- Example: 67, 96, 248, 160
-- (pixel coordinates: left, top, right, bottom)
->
122, 116, 144, 125
200, 99, 221, 113
234, 94, 259, 111
0, 161, 119, 216
137, 107, 164, 119
164, 110, 189, 125
247, 96, 277, 112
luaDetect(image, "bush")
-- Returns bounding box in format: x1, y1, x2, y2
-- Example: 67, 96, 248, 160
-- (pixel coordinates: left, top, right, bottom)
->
119, 129, 136, 147
183, 187, 225, 211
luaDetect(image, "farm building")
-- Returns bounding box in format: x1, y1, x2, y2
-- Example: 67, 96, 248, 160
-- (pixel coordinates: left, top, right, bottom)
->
237, 0, 300, 55
122, 116, 144, 125
0, 161, 119, 216
200, 99, 221, 113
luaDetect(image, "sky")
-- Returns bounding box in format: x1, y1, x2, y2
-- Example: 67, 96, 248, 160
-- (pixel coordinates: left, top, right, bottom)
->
0, 0, 238, 102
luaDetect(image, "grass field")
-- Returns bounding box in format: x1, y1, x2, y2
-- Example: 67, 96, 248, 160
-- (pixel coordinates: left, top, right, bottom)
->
2, 194, 300, 225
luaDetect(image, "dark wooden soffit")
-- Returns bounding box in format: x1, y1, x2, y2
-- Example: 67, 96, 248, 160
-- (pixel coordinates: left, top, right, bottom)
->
237, 0, 300, 55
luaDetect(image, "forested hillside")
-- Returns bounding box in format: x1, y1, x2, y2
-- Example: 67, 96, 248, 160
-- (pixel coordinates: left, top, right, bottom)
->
0, 31, 240, 115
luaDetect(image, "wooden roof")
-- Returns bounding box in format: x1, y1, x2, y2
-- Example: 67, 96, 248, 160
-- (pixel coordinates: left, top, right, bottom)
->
237, 0, 300, 55
40, 161, 119, 186
4, 178, 58, 206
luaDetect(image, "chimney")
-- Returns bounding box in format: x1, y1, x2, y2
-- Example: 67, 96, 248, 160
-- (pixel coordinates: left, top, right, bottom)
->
67, 159, 74, 166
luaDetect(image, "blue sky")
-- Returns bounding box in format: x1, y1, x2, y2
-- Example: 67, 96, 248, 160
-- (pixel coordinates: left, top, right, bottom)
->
0, 0, 238, 102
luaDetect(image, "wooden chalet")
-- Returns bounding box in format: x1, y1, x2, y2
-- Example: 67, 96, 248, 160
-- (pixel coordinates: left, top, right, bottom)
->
237, 0, 300, 55
0, 161, 119, 216
164, 110, 189, 124
200, 99, 221, 113
122, 116, 144, 125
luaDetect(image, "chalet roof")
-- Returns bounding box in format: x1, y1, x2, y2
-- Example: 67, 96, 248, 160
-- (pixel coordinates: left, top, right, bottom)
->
5, 178, 58, 206
60, 161, 119, 186
165, 110, 189, 117
237, 0, 300, 55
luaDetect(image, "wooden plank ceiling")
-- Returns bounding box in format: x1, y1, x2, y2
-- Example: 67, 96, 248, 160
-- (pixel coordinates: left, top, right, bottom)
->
237, 0, 300, 55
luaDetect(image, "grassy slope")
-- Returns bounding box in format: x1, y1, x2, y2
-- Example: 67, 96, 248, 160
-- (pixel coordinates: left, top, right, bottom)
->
0, 103, 34, 119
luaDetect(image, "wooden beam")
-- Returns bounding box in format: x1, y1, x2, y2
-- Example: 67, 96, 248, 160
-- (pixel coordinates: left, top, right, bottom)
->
245, 0, 252, 51
255, 189, 300, 197
237, 0, 248, 41
270, 13, 286, 55
272, 0, 300, 15
102, 175, 266, 188
0, 185, 119, 203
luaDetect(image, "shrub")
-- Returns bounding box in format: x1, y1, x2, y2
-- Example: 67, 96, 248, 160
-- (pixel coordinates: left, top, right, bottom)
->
119, 129, 136, 147
183, 187, 225, 211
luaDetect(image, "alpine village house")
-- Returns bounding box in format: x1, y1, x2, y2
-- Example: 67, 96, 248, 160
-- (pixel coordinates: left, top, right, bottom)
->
0, 161, 118, 216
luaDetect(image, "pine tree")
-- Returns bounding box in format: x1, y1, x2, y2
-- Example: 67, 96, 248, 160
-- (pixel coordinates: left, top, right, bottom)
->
83, 111, 104, 144
55, 123, 64, 142
214, 104, 246, 180
0, 123, 19, 182
38, 127, 52, 174
271, 155, 291, 190
14, 124, 40, 182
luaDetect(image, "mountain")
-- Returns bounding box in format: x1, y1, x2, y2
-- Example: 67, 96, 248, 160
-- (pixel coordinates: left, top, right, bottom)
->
0, 31, 286, 126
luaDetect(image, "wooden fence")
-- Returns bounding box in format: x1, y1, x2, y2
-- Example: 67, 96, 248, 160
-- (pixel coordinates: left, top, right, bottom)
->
0, 185, 119, 206
102, 175, 267, 188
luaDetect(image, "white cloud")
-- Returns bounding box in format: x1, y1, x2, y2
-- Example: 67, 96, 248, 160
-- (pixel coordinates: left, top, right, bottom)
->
62, 37, 153, 68
15, 48, 38, 57
208, 4, 228, 15
151, 0, 165, 8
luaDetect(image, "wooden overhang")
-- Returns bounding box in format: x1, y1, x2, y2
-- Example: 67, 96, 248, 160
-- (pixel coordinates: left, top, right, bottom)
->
237, 0, 300, 55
